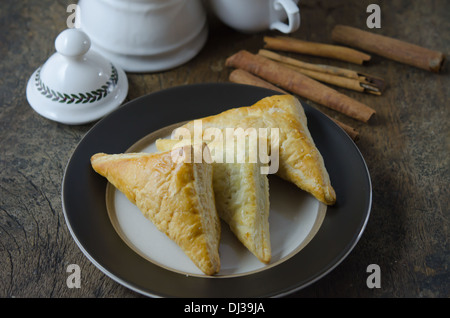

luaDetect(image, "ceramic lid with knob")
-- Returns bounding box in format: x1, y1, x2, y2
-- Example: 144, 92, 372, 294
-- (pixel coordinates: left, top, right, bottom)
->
26, 28, 128, 125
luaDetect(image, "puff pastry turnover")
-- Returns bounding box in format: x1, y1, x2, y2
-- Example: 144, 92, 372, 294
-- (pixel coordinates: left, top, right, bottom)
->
90, 146, 221, 275
156, 139, 271, 264
174, 94, 336, 205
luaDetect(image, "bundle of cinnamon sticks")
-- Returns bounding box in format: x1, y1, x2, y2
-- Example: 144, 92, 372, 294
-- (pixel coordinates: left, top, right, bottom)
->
258, 49, 385, 95
226, 25, 445, 141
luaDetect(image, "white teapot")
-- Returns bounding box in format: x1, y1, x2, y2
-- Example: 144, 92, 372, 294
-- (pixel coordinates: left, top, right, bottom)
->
77, 0, 208, 73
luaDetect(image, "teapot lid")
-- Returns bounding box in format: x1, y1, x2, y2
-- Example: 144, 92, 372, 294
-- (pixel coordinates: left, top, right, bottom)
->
26, 28, 128, 125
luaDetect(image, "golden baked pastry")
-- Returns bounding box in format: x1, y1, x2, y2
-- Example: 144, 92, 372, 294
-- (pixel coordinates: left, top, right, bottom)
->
90, 146, 221, 275
156, 139, 271, 264
173, 94, 336, 205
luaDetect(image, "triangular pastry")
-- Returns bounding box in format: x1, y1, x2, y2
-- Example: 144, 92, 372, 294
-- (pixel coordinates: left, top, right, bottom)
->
156, 139, 271, 264
90, 145, 221, 275
173, 94, 336, 205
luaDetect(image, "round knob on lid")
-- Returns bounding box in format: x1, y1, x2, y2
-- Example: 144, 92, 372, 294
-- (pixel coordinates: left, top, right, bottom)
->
55, 28, 91, 57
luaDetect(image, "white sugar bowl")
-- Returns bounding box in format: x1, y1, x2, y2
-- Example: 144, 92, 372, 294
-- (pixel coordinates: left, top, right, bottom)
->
77, 0, 208, 72
26, 28, 128, 125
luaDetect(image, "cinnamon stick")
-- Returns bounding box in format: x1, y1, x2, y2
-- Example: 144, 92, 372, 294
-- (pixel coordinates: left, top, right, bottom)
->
263, 36, 371, 65
331, 25, 446, 73
259, 49, 361, 79
228, 69, 359, 140
226, 50, 375, 122
258, 49, 385, 95
283, 64, 367, 93
331, 118, 359, 141
229, 69, 288, 94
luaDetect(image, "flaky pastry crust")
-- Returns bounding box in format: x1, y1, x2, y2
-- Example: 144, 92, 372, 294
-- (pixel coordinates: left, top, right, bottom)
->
91, 147, 221, 275
176, 95, 336, 205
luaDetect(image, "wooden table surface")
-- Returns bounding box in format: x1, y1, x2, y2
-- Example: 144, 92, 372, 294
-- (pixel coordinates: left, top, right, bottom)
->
1, 0, 448, 298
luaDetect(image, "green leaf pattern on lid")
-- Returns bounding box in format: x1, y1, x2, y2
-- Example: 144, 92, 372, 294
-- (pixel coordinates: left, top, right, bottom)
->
35, 64, 118, 104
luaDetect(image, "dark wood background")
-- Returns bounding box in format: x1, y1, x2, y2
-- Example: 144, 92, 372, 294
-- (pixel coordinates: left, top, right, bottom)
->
0, 0, 448, 298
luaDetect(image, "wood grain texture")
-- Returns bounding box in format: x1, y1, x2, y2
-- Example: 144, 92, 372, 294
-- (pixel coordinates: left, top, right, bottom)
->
0, 0, 448, 298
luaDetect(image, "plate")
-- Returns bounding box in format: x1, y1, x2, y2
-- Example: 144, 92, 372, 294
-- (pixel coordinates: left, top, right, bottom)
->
62, 83, 372, 297
106, 122, 327, 278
